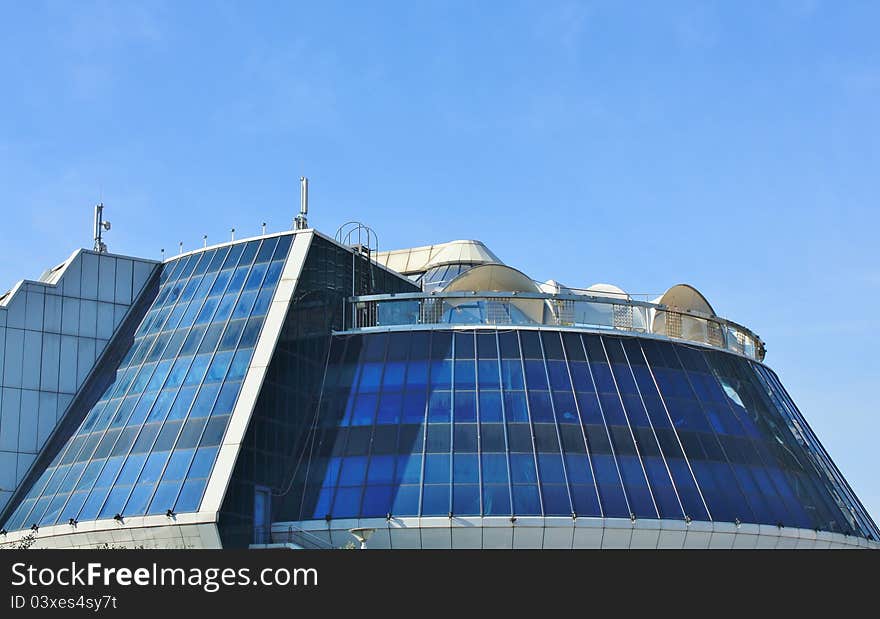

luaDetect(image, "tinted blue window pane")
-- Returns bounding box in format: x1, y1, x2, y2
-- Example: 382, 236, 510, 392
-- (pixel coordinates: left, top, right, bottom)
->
500, 359, 524, 389
333, 487, 362, 517
405, 361, 428, 389
147, 481, 182, 515
163, 450, 195, 481
430, 361, 452, 388
524, 360, 548, 389
482, 454, 508, 484
376, 393, 402, 424
352, 394, 377, 426
478, 390, 503, 422
455, 360, 475, 388
510, 454, 538, 483
175, 479, 207, 513
95, 457, 123, 488
453, 485, 481, 515
213, 382, 240, 416
99, 487, 132, 519
228, 349, 252, 380
361, 486, 393, 517
358, 363, 382, 392
205, 351, 232, 383
542, 484, 571, 515
123, 484, 155, 515
116, 455, 147, 486
187, 447, 219, 480
392, 486, 421, 516
453, 454, 479, 483
339, 457, 367, 486
528, 390, 554, 423
422, 485, 450, 515
483, 485, 511, 515
513, 485, 541, 515
428, 390, 451, 423
382, 361, 406, 388
138, 452, 169, 484
190, 384, 221, 418
367, 455, 395, 484
78, 488, 110, 520
59, 492, 88, 523
593, 455, 629, 517
553, 391, 579, 424
425, 454, 451, 484
454, 391, 477, 422
402, 391, 426, 424
396, 455, 422, 484
503, 391, 528, 422
538, 453, 566, 483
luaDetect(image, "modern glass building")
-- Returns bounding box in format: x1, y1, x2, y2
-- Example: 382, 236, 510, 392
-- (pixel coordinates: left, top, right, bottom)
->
0, 229, 877, 549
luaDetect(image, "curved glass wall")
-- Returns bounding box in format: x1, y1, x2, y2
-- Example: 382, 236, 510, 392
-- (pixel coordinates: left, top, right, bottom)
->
418, 263, 480, 292
2, 235, 293, 531
292, 329, 878, 541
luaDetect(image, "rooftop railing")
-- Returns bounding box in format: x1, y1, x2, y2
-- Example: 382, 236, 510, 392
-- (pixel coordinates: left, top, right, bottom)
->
343, 291, 766, 361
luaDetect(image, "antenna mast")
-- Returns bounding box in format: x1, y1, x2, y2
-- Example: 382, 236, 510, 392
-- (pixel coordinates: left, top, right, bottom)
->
294, 176, 309, 230
93, 202, 111, 253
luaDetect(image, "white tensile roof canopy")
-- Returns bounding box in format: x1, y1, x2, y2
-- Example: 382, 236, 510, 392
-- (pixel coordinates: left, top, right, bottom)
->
375, 240, 501, 275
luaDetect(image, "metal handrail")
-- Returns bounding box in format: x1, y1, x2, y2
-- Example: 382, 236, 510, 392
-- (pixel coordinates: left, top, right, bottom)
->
341, 290, 766, 361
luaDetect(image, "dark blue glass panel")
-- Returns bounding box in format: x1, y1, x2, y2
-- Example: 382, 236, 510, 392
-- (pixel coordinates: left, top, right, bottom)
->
367, 455, 395, 484
332, 487, 362, 518
483, 485, 511, 515
503, 391, 528, 422
478, 390, 503, 422
510, 453, 537, 483
391, 486, 420, 516
453, 484, 480, 515
422, 485, 450, 515
428, 390, 451, 422
513, 485, 541, 515
361, 486, 393, 517
592, 455, 629, 518
175, 479, 207, 513
424, 454, 451, 484
453, 454, 479, 483
528, 390, 554, 423
453, 390, 477, 422
482, 453, 508, 484
541, 484, 571, 515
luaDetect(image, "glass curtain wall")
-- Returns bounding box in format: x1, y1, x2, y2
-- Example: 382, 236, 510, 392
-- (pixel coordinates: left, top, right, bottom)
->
3, 235, 292, 531
292, 329, 879, 541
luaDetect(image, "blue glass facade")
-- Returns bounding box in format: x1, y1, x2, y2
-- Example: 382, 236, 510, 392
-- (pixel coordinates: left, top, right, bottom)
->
292, 329, 879, 541
2, 235, 292, 531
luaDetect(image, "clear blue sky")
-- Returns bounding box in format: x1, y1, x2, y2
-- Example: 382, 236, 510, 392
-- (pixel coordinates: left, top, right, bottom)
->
2, 1, 878, 522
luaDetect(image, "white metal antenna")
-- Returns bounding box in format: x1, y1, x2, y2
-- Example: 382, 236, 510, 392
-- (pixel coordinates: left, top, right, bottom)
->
178, 241, 183, 254
231, 228, 236, 241
93, 202, 111, 253
203, 234, 208, 248
294, 176, 309, 230
262, 222, 267, 235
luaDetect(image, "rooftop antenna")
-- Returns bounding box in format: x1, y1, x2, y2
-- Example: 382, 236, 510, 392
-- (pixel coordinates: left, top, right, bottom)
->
203, 234, 208, 248
93, 202, 111, 253
178, 241, 183, 254
262, 222, 267, 235
294, 176, 309, 230
160, 248, 165, 261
